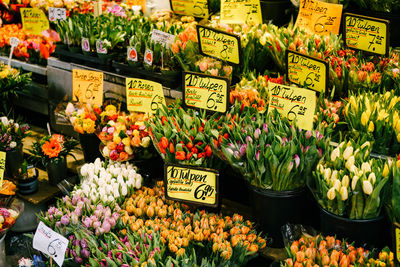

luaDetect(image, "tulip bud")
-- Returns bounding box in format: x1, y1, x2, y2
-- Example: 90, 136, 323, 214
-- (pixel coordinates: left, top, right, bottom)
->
327, 187, 336, 200
383, 163, 389, 178
331, 147, 340, 162
349, 165, 357, 174
324, 168, 332, 181
254, 128, 261, 139
331, 170, 338, 181
343, 146, 353, 160
350, 96, 357, 111
334, 179, 341, 191
368, 172, 376, 184
341, 175, 349, 188
361, 112, 369, 126
362, 180, 373, 195
340, 186, 348, 200
345, 156, 355, 170
368, 121, 374, 132
351, 175, 359, 190
318, 164, 324, 173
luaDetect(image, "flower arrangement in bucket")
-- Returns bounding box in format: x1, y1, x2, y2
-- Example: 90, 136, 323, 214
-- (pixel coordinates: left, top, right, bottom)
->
29, 134, 78, 185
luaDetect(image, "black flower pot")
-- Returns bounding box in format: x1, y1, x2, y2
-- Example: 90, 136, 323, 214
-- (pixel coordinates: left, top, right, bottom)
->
260, 0, 293, 26
5, 145, 23, 179
319, 206, 390, 249
249, 185, 309, 247
46, 157, 67, 186
17, 168, 39, 195
79, 133, 102, 163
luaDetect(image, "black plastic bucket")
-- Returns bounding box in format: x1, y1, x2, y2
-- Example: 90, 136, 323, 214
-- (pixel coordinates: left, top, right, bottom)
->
219, 165, 250, 205
79, 133, 102, 163
46, 157, 67, 186
260, 0, 293, 26
5, 145, 23, 179
249, 185, 308, 247
319, 206, 390, 249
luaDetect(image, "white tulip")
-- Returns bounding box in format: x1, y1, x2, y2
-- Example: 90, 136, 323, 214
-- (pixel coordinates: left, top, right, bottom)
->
334, 179, 341, 191
331, 147, 340, 161
0, 117, 9, 126
338, 141, 345, 148
341, 175, 349, 188
361, 141, 371, 149
345, 156, 355, 170
121, 186, 128, 196
351, 175, 360, 190
331, 170, 338, 181
9, 141, 17, 149
108, 195, 114, 202
362, 180, 373, 195
349, 165, 357, 174
343, 147, 353, 160
368, 172, 376, 184
324, 168, 332, 181
361, 162, 371, 173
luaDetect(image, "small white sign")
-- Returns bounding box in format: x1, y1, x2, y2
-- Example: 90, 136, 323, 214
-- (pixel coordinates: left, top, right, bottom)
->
82, 37, 90, 52
10, 37, 19, 47
127, 46, 138, 62
33, 221, 68, 267
96, 39, 107, 54
49, 7, 66, 22
144, 48, 153, 65
151, 29, 175, 46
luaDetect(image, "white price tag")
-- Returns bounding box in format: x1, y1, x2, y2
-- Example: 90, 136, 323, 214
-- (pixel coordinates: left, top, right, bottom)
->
151, 29, 176, 46
127, 46, 138, 62
82, 37, 90, 52
96, 39, 107, 54
33, 221, 68, 267
49, 7, 66, 22
144, 48, 153, 65
8, 37, 19, 68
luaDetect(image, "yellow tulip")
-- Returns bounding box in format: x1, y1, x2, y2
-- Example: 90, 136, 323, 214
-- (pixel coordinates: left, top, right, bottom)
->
383, 163, 389, 178
397, 133, 400, 142
368, 121, 374, 132
361, 112, 369, 126
384, 91, 391, 100
340, 186, 348, 201
113, 135, 121, 144
341, 175, 349, 188
350, 96, 357, 111
361, 162, 371, 173
361, 141, 370, 149
324, 168, 332, 181
327, 187, 336, 200
377, 110, 388, 121
397, 160, 400, 168
122, 137, 131, 146
133, 130, 140, 137
396, 120, 400, 133
346, 156, 355, 170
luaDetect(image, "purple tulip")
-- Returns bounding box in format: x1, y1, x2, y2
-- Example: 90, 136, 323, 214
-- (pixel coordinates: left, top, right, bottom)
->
102, 220, 111, 232
82, 217, 93, 228
60, 214, 70, 225
282, 137, 288, 146
256, 150, 260, 161
246, 136, 253, 144
74, 207, 82, 217
234, 151, 240, 159
305, 130, 312, 139
304, 146, 310, 153
263, 123, 268, 133
75, 257, 83, 264
81, 238, 88, 249
47, 207, 56, 215
239, 144, 247, 156
107, 251, 113, 258
55, 221, 61, 228
71, 250, 77, 258
112, 212, 119, 221
68, 235, 75, 241
254, 128, 261, 139
293, 154, 300, 168
93, 221, 101, 229
316, 131, 323, 141
81, 248, 90, 258
72, 238, 79, 247
318, 148, 323, 157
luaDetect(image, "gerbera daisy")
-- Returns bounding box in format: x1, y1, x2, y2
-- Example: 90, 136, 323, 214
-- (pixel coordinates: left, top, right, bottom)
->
42, 139, 62, 158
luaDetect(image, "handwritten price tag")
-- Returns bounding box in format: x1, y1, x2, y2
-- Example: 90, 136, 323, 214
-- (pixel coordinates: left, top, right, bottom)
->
395, 223, 400, 263
164, 163, 219, 207
343, 13, 389, 56
294, 0, 343, 35
151, 29, 176, 47
48, 7, 66, 22
267, 82, 316, 131
286, 50, 328, 93
8, 37, 19, 68
183, 71, 229, 113
197, 25, 241, 65
170, 0, 209, 18
33, 222, 68, 267
72, 69, 103, 106
126, 78, 166, 114
221, 0, 262, 25
0, 152, 5, 187
20, 8, 50, 35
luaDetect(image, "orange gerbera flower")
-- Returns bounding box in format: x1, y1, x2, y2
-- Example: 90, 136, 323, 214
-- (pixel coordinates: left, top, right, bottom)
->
42, 139, 62, 158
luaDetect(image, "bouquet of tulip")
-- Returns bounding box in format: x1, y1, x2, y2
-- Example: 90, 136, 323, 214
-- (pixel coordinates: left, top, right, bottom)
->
315, 99, 342, 130
97, 105, 153, 162
65, 102, 101, 134
29, 133, 79, 167
218, 109, 328, 191
194, 57, 233, 78
387, 155, 400, 225
74, 158, 142, 205
344, 91, 400, 156
311, 140, 392, 219
230, 72, 284, 113
282, 234, 394, 267
120, 181, 267, 266
171, 25, 199, 71
0, 117, 30, 151
146, 102, 216, 168
260, 24, 341, 73
0, 206, 19, 233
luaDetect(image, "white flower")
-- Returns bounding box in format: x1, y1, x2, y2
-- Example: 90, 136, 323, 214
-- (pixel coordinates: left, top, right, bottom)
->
351, 175, 359, 190
331, 170, 338, 181
362, 180, 373, 195
113, 190, 120, 198
345, 156, 355, 170
349, 165, 357, 174
340, 186, 348, 200
9, 141, 17, 149
333, 179, 341, 191
121, 186, 128, 196
361, 162, 371, 173
80, 164, 88, 177
103, 146, 110, 157
141, 136, 151, 148
331, 147, 340, 161
338, 141, 345, 148
368, 172, 376, 184
14, 123, 19, 129
341, 175, 349, 188
324, 168, 332, 181
108, 195, 114, 202
361, 141, 371, 149
327, 187, 336, 200
343, 146, 353, 160
125, 146, 133, 155
0, 117, 8, 126
65, 102, 75, 116
135, 175, 142, 189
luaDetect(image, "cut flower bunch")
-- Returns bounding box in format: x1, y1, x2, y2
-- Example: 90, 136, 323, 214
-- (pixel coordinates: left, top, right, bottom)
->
218, 108, 329, 191
0, 116, 30, 151
65, 102, 101, 134
311, 140, 392, 219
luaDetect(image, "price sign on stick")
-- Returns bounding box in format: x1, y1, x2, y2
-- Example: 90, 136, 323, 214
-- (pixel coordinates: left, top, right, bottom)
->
20, 8, 50, 35
49, 7, 66, 22
197, 25, 241, 65
170, 0, 209, 18
72, 69, 103, 106
33, 221, 68, 267
343, 13, 389, 56
0, 152, 5, 188
183, 71, 229, 113
267, 82, 317, 131
294, 0, 343, 35
221, 0, 262, 25
164, 163, 219, 207
286, 49, 328, 93
8, 37, 19, 68
126, 78, 166, 114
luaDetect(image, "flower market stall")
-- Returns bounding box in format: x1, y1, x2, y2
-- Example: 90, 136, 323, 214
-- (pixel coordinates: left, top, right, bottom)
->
0, 0, 400, 266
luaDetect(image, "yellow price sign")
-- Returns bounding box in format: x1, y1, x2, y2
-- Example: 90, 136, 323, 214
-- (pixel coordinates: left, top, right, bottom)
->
343, 13, 389, 56
72, 69, 104, 106
197, 25, 241, 65
0, 151, 5, 187
20, 8, 50, 35
286, 50, 328, 93
267, 82, 316, 131
170, 0, 209, 18
221, 0, 262, 25
183, 71, 229, 113
294, 0, 343, 35
164, 163, 218, 207
126, 78, 166, 114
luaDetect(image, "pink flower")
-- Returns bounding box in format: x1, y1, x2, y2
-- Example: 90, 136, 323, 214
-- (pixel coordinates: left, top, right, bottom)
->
209, 68, 219, 76
199, 61, 208, 72
393, 68, 399, 78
